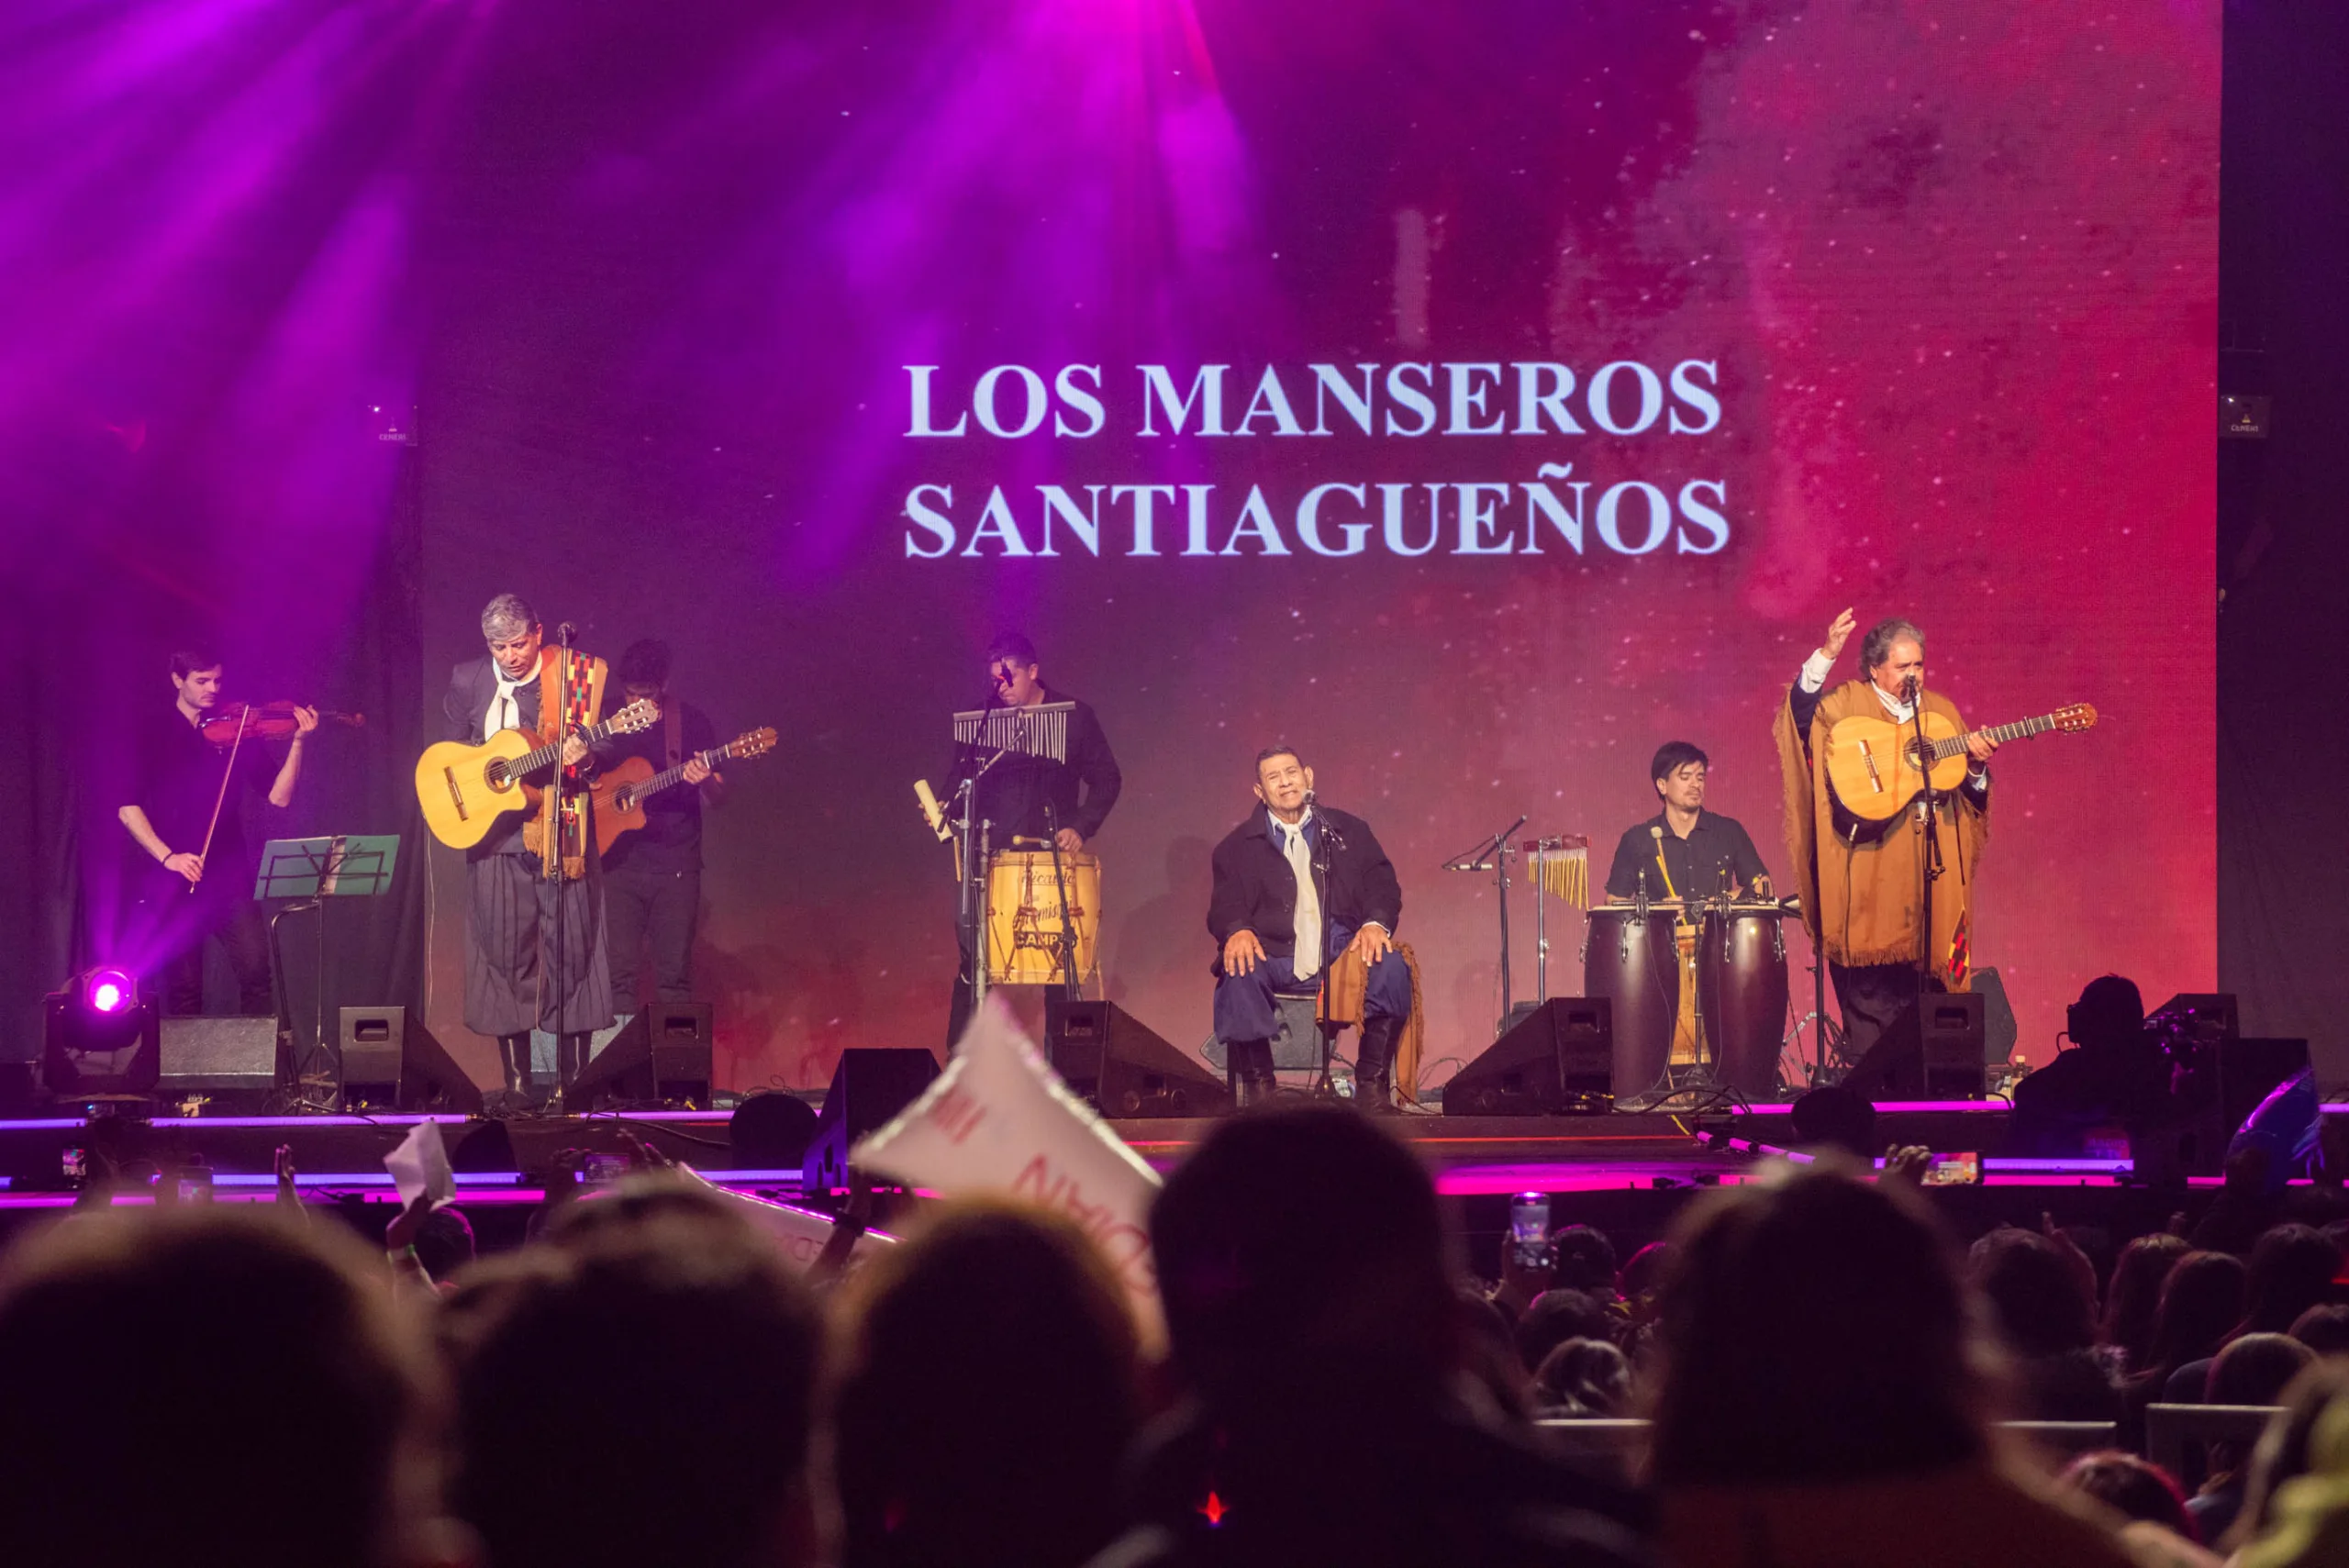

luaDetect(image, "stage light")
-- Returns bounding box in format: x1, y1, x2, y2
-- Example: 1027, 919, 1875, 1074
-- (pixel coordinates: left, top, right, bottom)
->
84, 968, 135, 1015
44, 967, 161, 1100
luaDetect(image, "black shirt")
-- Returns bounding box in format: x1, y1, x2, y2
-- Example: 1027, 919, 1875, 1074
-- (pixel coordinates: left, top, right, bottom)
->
603, 699, 719, 874
1603, 810, 1769, 901
945, 684, 1122, 844
128, 703, 277, 881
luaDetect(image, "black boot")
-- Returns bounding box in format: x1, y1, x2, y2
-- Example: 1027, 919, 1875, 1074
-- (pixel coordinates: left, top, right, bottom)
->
1354, 1014, 1404, 1114
488, 1034, 532, 1116
547, 1033, 588, 1114
1226, 1039, 1277, 1108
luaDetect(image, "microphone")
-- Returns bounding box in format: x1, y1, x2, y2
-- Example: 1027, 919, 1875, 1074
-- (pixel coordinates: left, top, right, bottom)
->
555, 621, 579, 645
1903, 673, 1920, 703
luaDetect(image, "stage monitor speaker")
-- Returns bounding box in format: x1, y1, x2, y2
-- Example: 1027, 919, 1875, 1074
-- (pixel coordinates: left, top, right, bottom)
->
568, 1004, 714, 1109
159, 1017, 282, 1106
43, 993, 161, 1100
1972, 967, 2019, 1062
804, 1048, 941, 1195
338, 1006, 483, 1114
1050, 1002, 1232, 1118
1442, 997, 1613, 1116
1843, 991, 1987, 1100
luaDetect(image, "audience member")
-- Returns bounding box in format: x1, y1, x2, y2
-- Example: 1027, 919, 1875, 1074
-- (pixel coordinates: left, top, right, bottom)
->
2221, 1360, 2349, 1557
1553, 1223, 1621, 1297
1534, 1338, 1634, 1418
2125, 1251, 2249, 1440
1517, 1285, 1621, 1372
2192, 1334, 2320, 1542
1620, 1240, 1674, 1303
831, 1201, 1142, 1568
1105, 1103, 1647, 1567
1968, 1227, 2121, 1421
1459, 1288, 1536, 1421
1648, 1160, 2143, 1568
2288, 1302, 2349, 1356
447, 1174, 825, 1568
0, 1207, 447, 1568
2236, 1224, 2343, 1338
2102, 1232, 2191, 1373
2059, 1451, 2200, 1542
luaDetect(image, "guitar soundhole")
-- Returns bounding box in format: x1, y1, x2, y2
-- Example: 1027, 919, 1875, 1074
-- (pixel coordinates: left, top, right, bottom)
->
485, 760, 510, 791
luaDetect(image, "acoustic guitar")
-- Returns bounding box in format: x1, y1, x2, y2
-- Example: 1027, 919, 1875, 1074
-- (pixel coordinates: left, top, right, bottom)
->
589, 727, 778, 855
1823, 702, 2097, 844
415, 698, 661, 850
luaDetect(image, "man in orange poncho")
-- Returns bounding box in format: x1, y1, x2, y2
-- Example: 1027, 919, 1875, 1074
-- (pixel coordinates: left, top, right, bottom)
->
1774, 610, 1998, 1061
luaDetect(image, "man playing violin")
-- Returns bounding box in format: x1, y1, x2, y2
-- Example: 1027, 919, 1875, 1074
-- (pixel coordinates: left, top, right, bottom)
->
442, 593, 616, 1107
118, 648, 318, 1015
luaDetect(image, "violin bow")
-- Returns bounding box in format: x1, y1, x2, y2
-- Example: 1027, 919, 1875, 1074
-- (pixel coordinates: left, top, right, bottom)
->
190, 707, 251, 895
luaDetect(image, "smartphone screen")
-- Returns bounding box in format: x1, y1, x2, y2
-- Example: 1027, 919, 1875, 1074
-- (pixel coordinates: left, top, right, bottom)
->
1923, 1151, 1982, 1186
583, 1153, 630, 1186
61, 1147, 85, 1181
1508, 1192, 1552, 1267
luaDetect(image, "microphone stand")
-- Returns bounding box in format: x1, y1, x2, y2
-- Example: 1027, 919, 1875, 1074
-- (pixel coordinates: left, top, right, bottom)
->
951, 684, 1010, 1031
1909, 676, 1944, 987
1308, 795, 1343, 1098
1443, 815, 1527, 1036
551, 623, 573, 1106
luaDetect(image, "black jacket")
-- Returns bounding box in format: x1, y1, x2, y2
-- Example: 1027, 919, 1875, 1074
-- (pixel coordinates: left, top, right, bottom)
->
1207, 805, 1401, 964
945, 684, 1122, 843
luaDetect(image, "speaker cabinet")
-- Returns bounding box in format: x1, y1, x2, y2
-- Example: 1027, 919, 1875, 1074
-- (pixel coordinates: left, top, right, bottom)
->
1051, 1002, 1232, 1118
803, 1048, 941, 1195
338, 1006, 483, 1114
1844, 991, 1987, 1099
1442, 997, 1613, 1116
159, 1017, 283, 1106
568, 1004, 714, 1109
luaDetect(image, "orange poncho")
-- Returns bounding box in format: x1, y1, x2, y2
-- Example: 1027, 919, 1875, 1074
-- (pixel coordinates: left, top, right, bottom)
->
1773, 680, 1987, 987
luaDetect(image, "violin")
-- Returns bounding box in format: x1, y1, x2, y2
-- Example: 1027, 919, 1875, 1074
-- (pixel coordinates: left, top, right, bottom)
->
199, 701, 365, 747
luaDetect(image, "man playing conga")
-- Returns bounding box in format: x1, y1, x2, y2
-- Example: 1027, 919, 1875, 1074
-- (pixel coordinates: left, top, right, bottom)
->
1602, 741, 1773, 905
1208, 746, 1412, 1110
941, 632, 1123, 1046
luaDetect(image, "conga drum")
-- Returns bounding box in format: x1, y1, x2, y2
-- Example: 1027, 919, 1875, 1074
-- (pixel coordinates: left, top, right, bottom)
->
1698, 902, 1790, 1098
984, 851, 1101, 986
1585, 905, 1682, 1096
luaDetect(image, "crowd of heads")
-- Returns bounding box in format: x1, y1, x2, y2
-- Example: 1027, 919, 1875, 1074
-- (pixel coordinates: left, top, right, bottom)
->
8, 1103, 2349, 1567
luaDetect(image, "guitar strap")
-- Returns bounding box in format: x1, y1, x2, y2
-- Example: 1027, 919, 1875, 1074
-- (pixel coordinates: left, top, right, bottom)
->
530, 651, 607, 880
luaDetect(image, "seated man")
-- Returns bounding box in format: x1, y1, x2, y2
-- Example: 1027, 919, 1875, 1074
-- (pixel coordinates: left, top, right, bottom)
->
1208, 746, 1410, 1110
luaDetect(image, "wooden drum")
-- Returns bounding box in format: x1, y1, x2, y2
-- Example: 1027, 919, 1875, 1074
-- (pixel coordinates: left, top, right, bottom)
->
1585, 906, 1682, 1097
984, 851, 1100, 986
1697, 903, 1789, 1098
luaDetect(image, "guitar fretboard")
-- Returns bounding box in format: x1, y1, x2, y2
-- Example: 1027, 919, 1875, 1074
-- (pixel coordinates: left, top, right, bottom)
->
618, 747, 726, 809
1920, 712, 2065, 762
489, 707, 649, 784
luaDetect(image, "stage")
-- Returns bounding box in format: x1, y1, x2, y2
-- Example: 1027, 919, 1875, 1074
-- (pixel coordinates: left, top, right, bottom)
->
0, 1097, 2277, 1265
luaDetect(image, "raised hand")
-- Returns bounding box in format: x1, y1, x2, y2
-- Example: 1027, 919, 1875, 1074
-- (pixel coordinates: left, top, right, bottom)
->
1821, 607, 1857, 662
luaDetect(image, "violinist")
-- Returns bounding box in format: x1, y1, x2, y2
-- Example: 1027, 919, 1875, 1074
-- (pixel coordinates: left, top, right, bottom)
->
118, 648, 317, 1016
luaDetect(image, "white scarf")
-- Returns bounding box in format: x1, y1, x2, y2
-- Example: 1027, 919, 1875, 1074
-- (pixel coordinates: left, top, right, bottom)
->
488, 652, 541, 736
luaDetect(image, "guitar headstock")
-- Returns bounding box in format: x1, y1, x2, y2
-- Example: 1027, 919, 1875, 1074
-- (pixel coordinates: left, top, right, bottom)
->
2051, 703, 2098, 733
608, 698, 660, 735
727, 727, 778, 761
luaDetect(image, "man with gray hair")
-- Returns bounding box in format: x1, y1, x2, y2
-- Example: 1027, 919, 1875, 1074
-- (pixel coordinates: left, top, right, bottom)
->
1766, 610, 1991, 1065
441, 593, 618, 1107
1774, 609, 1997, 1062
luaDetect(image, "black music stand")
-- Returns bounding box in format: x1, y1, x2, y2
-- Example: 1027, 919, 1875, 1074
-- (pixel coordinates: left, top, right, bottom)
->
257, 834, 399, 1111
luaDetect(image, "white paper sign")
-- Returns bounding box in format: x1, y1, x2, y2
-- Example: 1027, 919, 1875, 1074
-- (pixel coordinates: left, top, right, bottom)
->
852, 996, 1163, 1325
671, 1165, 896, 1273
382, 1120, 454, 1211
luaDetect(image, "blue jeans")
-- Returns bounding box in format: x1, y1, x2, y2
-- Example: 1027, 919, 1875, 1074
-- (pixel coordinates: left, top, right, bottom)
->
1213, 924, 1411, 1043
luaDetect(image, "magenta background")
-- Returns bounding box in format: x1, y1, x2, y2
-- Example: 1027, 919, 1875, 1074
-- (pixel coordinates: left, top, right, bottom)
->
0, 0, 2217, 1084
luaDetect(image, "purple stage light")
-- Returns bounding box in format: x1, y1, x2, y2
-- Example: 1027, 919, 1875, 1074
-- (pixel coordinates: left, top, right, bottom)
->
83, 969, 135, 1014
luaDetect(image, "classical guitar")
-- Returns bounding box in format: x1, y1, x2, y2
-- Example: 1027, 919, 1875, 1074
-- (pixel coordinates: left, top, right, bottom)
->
589, 727, 778, 855
1823, 702, 2097, 843
415, 697, 661, 850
